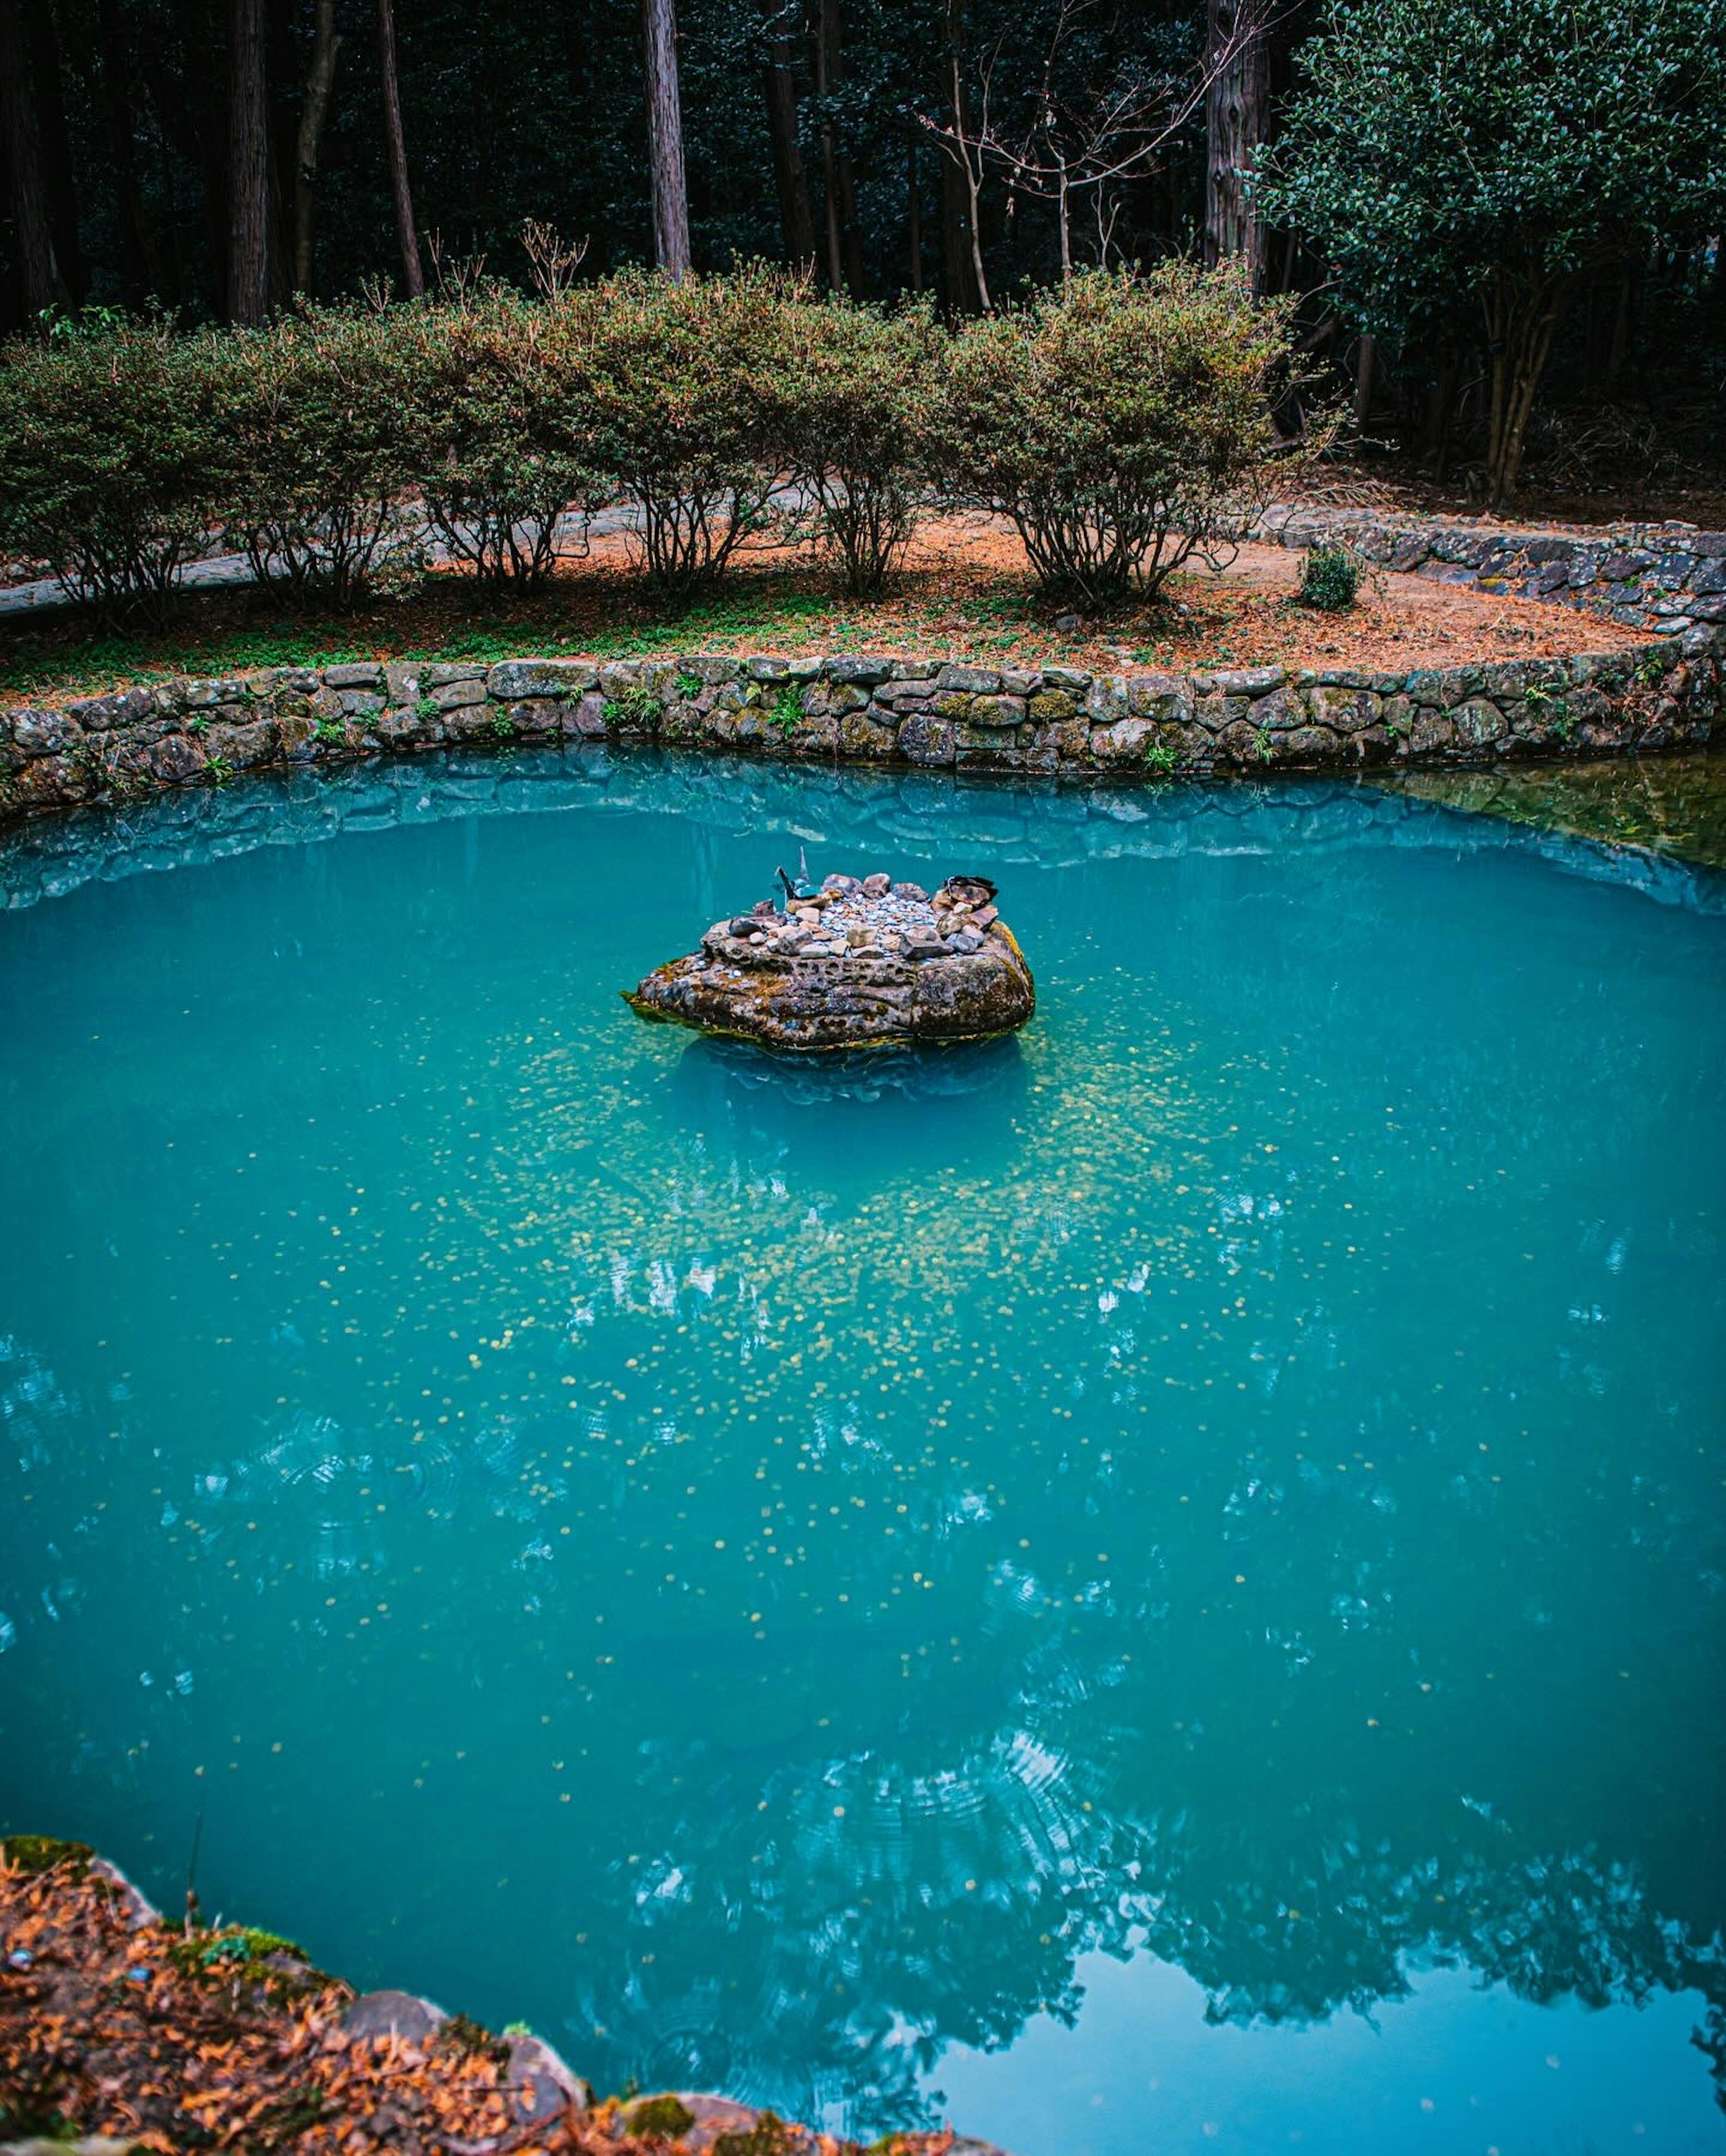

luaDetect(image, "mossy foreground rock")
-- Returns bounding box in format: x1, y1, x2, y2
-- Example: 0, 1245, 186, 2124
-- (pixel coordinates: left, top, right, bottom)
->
627, 870, 1035, 1051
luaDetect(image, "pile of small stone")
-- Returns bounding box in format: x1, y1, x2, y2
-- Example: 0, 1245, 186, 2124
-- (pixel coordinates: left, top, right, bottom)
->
710, 871, 1001, 968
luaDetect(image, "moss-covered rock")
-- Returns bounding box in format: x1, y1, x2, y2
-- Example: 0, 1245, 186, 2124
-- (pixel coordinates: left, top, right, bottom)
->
624, 2093, 697, 2140
2, 1834, 95, 1879
713, 2112, 796, 2156
629, 874, 1034, 1052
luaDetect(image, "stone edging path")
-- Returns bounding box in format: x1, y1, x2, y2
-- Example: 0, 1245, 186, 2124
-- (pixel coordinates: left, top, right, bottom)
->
1256, 506, 1726, 640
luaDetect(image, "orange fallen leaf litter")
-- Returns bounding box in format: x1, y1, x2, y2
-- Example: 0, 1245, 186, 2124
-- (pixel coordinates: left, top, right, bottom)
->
0, 1841, 983, 2156
424, 517, 1663, 673
0, 514, 1658, 708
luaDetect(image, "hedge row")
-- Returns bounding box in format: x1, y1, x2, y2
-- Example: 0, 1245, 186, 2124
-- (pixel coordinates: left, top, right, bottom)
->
0, 265, 1296, 624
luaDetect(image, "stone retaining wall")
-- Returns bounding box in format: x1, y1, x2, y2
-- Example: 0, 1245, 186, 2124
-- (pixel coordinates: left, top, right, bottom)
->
1258, 506, 1726, 642
3, 636, 1718, 824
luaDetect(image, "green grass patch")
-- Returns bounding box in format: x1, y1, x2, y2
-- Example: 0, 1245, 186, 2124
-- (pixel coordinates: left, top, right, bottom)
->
2, 1833, 95, 1878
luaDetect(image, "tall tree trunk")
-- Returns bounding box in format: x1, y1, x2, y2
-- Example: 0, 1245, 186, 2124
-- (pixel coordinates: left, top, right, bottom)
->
936, 142, 980, 316
937, 1, 986, 314
24, 1, 84, 305
906, 136, 922, 293
264, 0, 295, 306
641, 0, 691, 277
818, 0, 863, 293
835, 147, 863, 294
0, 0, 60, 318
95, 0, 163, 302
226, 0, 269, 323
1204, 0, 1269, 288
1483, 270, 1565, 509
812, 0, 842, 289
0, 5, 57, 320
293, 0, 341, 292
375, 0, 423, 295
1353, 333, 1376, 430
951, 57, 988, 311
762, 10, 815, 270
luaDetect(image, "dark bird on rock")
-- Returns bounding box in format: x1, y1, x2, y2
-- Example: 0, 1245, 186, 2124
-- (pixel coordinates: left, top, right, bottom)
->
776, 848, 816, 906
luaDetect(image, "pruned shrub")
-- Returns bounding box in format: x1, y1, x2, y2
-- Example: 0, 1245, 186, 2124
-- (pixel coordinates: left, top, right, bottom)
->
921, 262, 1295, 607
217, 305, 422, 608
395, 289, 607, 589
0, 316, 230, 627
774, 294, 938, 597
1299, 542, 1361, 611
578, 265, 792, 604
0, 266, 1308, 626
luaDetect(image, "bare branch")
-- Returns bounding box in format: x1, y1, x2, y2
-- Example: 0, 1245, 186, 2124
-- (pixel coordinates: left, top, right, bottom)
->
921, 0, 1290, 277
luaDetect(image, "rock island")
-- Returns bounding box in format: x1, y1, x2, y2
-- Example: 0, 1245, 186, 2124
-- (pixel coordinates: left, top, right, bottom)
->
627, 870, 1036, 1051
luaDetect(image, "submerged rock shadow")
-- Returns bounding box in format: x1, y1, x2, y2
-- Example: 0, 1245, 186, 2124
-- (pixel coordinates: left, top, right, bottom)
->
665, 1030, 1033, 1180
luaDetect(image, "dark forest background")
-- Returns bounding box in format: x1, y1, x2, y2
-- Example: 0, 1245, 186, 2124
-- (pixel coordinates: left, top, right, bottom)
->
0, 0, 1722, 507
0, 0, 1241, 317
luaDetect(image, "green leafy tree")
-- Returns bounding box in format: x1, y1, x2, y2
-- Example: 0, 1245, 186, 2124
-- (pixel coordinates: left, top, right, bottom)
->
1259, 0, 1726, 507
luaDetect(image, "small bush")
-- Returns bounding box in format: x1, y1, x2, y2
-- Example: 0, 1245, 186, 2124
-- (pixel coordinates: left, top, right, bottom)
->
0, 315, 230, 626
922, 262, 1295, 606
396, 289, 607, 589
774, 293, 937, 596
0, 268, 1306, 624
579, 265, 792, 605
1298, 542, 1361, 611
218, 305, 421, 608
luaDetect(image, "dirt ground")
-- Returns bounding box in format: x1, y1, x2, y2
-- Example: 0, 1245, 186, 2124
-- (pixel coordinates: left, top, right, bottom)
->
867, 519, 1659, 671
0, 510, 1665, 708
447, 512, 1664, 672
548, 514, 1656, 675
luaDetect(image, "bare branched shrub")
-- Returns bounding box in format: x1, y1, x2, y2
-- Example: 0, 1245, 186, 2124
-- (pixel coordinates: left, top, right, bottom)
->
520, 221, 589, 302
218, 307, 421, 607
775, 296, 939, 597
0, 316, 230, 626
922, 262, 1298, 607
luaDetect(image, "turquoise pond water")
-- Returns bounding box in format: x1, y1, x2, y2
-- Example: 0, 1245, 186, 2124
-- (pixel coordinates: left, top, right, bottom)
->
1, 748, 1723, 2155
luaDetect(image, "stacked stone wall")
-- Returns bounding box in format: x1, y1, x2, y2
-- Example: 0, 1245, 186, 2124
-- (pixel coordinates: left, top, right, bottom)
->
3, 636, 1717, 824
1257, 507, 1726, 641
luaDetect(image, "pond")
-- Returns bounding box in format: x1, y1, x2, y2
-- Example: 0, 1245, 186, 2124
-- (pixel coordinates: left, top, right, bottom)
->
2, 748, 1723, 2156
